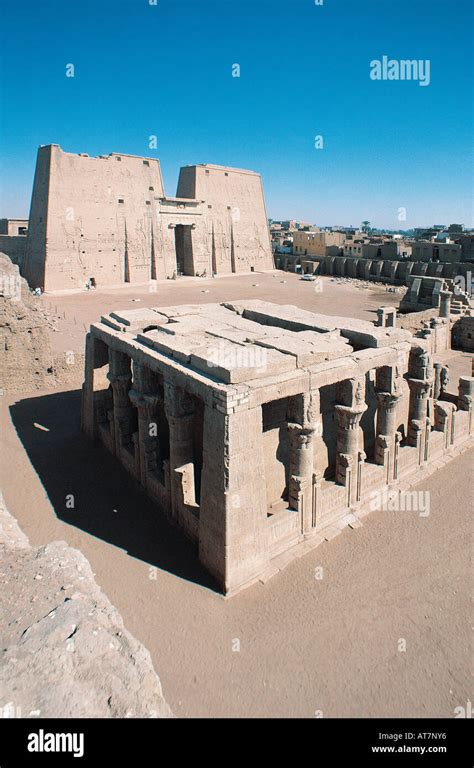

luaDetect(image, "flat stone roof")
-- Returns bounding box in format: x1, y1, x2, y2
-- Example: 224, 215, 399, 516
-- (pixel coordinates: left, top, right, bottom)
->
94, 301, 411, 386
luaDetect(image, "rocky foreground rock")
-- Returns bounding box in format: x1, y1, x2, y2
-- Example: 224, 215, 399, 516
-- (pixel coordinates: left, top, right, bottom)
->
0, 496, 172, 718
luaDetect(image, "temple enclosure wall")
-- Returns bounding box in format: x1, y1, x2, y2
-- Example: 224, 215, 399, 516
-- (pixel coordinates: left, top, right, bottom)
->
277, 253, 472, 287
81, 300, 474, 595
22, 145, 273, 292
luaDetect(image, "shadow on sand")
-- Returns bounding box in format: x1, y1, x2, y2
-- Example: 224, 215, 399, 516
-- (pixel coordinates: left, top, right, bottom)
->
9, 389, 218, 592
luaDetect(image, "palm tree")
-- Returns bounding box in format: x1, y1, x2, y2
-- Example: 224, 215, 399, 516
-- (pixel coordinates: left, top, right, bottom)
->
361, 220, 371, 234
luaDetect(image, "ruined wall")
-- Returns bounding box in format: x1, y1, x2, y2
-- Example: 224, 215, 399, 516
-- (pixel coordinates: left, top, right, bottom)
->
0, 253, 54, 392
398, 308, 441, 334
307, 255, 470, 286
452, 316, 474, 352
0, 253, 85, 392
177, 164, 273, 275
262, 397, 290, 508
24, 145, 164, 291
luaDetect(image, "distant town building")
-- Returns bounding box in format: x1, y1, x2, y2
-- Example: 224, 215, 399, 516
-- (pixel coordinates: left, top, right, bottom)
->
0, 219, 28, 236
295, 221, 314, 231
413, 226, 445, 239
272, 231, 293, 254
453, 234, 474, 262
293, 230, 344, 257
412, 241, 462, 263
343, 239, 399, 260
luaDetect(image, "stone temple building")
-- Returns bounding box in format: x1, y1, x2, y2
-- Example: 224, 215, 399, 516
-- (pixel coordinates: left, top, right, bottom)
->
82, 300, 474, 595
22, 145, 273, 292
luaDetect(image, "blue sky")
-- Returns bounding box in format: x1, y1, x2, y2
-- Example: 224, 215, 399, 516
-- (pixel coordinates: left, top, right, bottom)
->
1, 0, 472, 228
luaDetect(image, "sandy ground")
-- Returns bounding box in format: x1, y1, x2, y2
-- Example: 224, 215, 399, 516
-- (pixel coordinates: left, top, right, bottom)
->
1, 272, 472, 717
38, 271, 403, 354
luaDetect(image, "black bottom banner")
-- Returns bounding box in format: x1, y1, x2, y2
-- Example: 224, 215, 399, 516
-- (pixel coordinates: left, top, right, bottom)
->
0, 717, 471, 765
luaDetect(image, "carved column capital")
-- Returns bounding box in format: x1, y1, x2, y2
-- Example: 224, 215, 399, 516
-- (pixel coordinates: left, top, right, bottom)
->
334, 403, 367, 430
288, 422, 315, 446
375, 391, 402, 411
108, 372, 132, 395
406, 377, 432, 399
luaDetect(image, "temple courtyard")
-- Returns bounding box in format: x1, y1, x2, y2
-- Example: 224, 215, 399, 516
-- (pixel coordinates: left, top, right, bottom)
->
0, 271, 472, 717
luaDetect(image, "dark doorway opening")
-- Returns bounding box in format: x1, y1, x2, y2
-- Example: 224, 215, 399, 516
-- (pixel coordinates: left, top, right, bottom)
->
174, 224, 194, 275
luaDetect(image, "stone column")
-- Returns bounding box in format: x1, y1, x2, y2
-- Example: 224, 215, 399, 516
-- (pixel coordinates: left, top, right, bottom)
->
376, 391, 400, 438
374, 391, 402, 481
140, 394, 162, 481
458, 376, 474, 434
81, 333, 110, 440
406, 378, 432, 463
111, 377, 134, 455
433, 362, 443, 400
107, 349, 133, 459
407, 378, 431, 424
164, 381, 195, 522
439, 290, 451, 319
288, 424, 314, 534
128, 362, 160, 488
334, 403, 367, 502
406, 345, 433, 422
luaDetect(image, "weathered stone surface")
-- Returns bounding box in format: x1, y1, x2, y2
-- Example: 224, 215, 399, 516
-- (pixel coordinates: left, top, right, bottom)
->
0, 253, 54, 393
23, 146, 273, 291
82, 299, 473, 596
0, 253, 85, 393
0, 497, 172, 719
223, 299, 411, 347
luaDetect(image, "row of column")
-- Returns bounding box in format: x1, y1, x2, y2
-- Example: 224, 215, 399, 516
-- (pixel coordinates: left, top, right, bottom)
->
106, 350, 198, 523
282, 361, 447, 531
